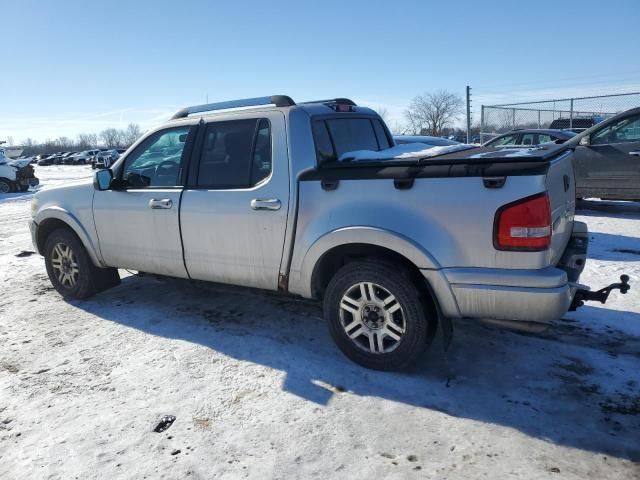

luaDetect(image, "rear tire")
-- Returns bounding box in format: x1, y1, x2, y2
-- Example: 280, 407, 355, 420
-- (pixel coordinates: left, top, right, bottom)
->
323, 261, 432, 371
44, 228, 120, 299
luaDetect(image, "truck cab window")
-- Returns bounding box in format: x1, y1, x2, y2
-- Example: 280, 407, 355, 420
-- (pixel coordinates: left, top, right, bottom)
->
122, 126, 191, 187
197, 118, 272, 188
312, 117, 388, 164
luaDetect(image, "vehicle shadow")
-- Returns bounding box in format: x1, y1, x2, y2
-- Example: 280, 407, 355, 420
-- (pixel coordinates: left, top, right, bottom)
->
0, 189, 36, 203
587, 232, 640, 262
577, 199, 640, 218
74, 273, 640, 461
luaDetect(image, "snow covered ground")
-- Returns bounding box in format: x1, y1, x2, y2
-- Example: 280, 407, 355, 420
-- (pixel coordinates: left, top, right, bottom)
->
1, 166, 639, 479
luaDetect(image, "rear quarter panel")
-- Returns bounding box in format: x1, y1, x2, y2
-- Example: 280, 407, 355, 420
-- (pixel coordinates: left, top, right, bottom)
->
289, 172, 558, 294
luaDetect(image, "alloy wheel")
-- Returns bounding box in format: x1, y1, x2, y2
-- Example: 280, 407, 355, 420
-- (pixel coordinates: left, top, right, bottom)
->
339, 282, 406, 354
50, 242, 80, 288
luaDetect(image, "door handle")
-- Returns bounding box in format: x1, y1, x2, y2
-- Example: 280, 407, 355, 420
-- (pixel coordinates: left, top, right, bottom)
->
149, 198, 173, 209
629, 151, 640, 156
250, 199, 281, 211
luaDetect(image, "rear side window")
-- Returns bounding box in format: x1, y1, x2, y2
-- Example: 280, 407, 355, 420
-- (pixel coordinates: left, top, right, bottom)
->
372, 119, 391, 149
520, 133, 535, 146
491, 134, 519, 146
312, 117, 391, 164
197, 119, 271, 188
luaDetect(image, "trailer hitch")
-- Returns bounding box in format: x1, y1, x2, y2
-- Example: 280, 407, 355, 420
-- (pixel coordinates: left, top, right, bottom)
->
569, 275, 631, 311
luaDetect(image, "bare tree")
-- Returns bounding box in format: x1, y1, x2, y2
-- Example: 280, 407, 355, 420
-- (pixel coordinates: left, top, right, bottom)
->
375, 107, 390, 123
77, 133, 98, 150
100, 128, 121, 148
54, 137, 74, 150
122, 123, 142, 147
404, 90, 463, 136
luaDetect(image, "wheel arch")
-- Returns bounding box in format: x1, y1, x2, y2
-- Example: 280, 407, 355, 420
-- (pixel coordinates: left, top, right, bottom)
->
35, 208, 103, 267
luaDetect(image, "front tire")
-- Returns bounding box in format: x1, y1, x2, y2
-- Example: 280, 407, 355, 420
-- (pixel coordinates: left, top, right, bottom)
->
0, 178, 15, 193
323, 261, 432, 371
44, 228, 119, 299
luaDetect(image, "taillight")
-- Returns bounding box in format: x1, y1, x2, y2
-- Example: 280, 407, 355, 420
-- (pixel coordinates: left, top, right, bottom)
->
494, 192, 551, 251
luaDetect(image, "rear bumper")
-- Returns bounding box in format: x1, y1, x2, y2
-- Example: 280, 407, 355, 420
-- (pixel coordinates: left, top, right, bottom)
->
425, 221, 589, 325
448, 276, 574, 323
438, 266, 574, 323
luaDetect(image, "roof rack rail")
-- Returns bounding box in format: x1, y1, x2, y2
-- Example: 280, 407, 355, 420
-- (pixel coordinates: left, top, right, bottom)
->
300, 98, 357, 106
171, 95, 295, 120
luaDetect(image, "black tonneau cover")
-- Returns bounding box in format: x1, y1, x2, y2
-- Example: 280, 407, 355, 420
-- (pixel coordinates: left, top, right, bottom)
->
299, 145, 572, 181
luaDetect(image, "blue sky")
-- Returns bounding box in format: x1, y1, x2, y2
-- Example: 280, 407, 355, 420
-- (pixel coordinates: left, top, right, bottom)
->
2, 0, 639, 141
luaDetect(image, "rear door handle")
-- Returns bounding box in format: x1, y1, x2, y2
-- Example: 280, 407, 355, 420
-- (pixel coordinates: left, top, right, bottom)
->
149, 198, 173, 209
629, 151, 640, 156
251, 199, 281, 211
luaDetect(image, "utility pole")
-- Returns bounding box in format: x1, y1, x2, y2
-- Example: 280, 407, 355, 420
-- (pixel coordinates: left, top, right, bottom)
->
466, 86, 472, 143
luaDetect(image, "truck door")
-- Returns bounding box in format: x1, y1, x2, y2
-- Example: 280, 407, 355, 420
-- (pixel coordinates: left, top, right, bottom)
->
180, 112, 290, 290
93, 125, 195, 277
575, 113, 640, 199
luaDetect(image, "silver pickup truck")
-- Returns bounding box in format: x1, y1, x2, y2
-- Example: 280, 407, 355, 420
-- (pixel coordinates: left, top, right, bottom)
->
29, 95, 630, 370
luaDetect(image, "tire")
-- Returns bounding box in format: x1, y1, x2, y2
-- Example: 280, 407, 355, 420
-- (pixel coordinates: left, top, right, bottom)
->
323, 261, 432, 371
44, 228, 120, 299
0, 178, 15, 193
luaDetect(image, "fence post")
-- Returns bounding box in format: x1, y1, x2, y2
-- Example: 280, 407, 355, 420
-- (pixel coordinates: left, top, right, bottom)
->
538, 110, 541, 128
480, 105, 485, 144
569, 98, 574, 130
466, 86, 471, 144
512, 108, 516, 128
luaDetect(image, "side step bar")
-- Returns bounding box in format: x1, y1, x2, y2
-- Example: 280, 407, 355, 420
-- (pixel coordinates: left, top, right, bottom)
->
569, 275, 631, 311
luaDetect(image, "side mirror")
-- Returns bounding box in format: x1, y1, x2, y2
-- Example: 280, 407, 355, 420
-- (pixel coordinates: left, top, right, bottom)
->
94, 169, 113, 191
579, 135, 590, 146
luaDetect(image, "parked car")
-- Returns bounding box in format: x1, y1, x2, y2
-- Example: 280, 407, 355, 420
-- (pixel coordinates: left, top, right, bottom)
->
393, 135, 461, 147
0, 152, 39, 192
59, 152, 78, 164
483, 129, 576, 148
90, 150, 109, 169
48, 152, 66, 164
549, 116, 605, 133
30, 95, 629, 370
37, 154, 58, 166
94, 149, 120, 169
569, 107, 640, 201
70, 149, 100, 165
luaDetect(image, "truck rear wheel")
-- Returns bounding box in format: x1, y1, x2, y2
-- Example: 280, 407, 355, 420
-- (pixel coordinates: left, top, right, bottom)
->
44, 228, 120, 299
323, 261, 431, 371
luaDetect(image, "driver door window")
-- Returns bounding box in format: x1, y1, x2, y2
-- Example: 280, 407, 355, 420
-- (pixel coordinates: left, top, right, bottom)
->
592, 115, 640, 145
123, 126, 191, 187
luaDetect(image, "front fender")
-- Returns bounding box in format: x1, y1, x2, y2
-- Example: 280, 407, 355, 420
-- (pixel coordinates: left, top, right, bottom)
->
34, 206, 104, 267
290, 226, 441, 298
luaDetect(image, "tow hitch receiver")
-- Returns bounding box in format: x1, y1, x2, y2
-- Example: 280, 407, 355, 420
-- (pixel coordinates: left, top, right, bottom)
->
570, 275, 631, 311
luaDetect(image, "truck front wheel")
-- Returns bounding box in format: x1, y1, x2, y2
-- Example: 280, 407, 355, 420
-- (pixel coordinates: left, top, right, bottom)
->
0, 178, 15, 193
44, 228, 120, 299
323, 261, 432, 371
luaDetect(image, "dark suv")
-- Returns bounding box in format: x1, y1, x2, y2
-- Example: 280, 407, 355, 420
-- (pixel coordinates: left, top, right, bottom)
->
571, 107, 640, 201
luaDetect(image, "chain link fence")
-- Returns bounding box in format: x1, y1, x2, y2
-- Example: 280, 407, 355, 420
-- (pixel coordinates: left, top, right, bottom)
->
480, 92, 640, 143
